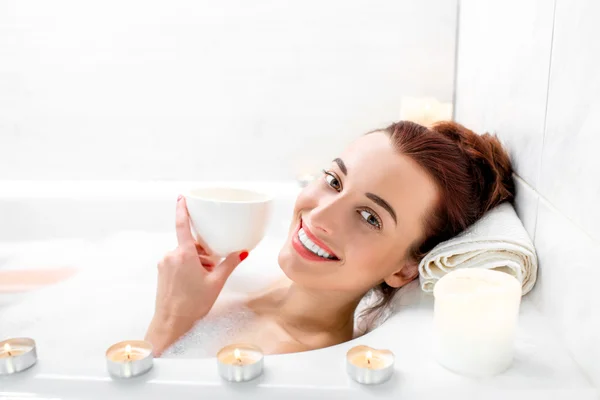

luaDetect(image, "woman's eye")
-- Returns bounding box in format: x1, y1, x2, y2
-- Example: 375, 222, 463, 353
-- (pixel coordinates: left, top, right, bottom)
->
323, 171, 342, 191
359, 210, 382, 229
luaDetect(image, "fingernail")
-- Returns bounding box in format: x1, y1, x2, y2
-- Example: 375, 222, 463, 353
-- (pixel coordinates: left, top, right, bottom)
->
177, 195, 183, 201
239, 251, 249, 262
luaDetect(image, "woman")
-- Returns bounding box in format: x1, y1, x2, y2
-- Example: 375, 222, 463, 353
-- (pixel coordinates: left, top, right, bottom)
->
145, 120, 515, 356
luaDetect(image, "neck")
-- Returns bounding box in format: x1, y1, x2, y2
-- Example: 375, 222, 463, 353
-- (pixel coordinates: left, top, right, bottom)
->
276, 283, 362, 337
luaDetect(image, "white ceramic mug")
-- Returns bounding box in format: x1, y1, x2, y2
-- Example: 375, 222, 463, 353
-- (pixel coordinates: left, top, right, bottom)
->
184, 187, 273, 257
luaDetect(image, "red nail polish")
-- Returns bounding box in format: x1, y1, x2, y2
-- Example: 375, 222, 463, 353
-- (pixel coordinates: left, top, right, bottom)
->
239, 251, 249, 261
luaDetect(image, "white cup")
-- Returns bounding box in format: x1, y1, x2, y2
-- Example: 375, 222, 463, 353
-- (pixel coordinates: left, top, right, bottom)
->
184, 187, 273, 257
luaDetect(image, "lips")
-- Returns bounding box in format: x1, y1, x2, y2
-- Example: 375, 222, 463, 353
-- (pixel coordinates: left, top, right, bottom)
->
291, 219, 340, 262
301, 220, 338, 258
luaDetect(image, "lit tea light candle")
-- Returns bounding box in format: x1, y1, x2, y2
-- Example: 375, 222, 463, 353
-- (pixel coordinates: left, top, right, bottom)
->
216, 344, 264, 382
433, 269, 522, 377
346, 345, 395, 385
105, 340, 153, 379
0, 338, 37, 375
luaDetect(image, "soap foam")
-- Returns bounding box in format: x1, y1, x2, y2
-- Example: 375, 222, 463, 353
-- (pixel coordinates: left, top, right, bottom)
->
0, 231, 414, 358
0, 232, 281, 359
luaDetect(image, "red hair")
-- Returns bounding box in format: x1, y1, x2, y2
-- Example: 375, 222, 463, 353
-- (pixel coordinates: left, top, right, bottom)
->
364, 120, 515, 320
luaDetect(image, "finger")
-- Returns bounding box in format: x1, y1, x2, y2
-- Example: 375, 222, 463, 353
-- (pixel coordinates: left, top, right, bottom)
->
190, 228, 214, 257
198, 254, 219, 266
201, 261, 215, 271
204, 264, 215, 272
210, 250, 249, 285
175, 196, 195, 249
194, 242, 210, 256
199, 254, 215, 272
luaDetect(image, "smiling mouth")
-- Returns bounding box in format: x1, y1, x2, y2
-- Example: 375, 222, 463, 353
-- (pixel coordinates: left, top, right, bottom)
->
296, 222, 339, 261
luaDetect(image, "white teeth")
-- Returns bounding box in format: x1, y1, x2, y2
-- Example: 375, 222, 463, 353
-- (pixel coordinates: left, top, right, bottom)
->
298, 228, 335, 259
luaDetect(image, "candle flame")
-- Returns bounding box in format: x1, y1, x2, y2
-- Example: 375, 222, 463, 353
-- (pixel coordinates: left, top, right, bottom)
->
234, 348, 241, 361
366, 350, 373, 365
125, 344, 132, 360
3, 343, 11, 355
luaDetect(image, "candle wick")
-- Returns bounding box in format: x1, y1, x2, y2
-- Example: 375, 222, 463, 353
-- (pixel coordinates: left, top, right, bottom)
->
7, 350, 11, 357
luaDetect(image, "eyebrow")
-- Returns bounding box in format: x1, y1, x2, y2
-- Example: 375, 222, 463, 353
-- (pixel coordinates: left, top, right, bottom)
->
366, 193, 397, 225
333, 158, 347, 175
333, 157, 397, 225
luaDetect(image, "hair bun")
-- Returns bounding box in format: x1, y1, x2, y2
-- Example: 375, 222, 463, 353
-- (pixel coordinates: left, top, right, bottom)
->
430, 121, 515, 213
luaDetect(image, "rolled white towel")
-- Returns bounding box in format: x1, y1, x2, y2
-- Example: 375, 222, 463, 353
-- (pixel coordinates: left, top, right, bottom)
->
418, 202, 538, 295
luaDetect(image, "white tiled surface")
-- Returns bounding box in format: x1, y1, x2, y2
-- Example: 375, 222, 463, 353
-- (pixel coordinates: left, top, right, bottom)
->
455, 0, 600, 391
454, 0, 555, 187
531, 198, 600, 388
539, 0, 600, 243
0, 0, 457, 181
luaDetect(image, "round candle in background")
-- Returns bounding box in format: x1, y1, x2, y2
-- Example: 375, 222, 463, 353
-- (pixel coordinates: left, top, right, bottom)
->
346, 345, 395, 385
105, 340, 153, 379
433, 269, 522, 377
216, 344, 264, 382
296, 173, 316, 188
0, 337, 37, 375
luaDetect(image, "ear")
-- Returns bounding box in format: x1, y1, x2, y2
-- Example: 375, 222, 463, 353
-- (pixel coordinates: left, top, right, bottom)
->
383, 259, 419, 288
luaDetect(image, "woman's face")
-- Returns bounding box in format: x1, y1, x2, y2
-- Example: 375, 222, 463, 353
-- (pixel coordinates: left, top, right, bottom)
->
278, 131, 439, 296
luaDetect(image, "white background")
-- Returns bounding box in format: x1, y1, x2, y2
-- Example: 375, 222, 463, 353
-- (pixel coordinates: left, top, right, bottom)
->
0, 0, 457, 181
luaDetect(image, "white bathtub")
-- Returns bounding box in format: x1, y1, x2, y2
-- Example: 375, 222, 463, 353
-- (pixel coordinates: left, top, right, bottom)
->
0, 181, 596, 400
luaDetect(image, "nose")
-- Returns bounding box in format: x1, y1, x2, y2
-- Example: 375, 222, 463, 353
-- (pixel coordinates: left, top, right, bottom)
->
306, 194, 344, 235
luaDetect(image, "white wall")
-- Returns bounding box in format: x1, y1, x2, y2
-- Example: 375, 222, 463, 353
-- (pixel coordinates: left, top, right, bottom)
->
0, 0, 457, 181
455, 0, 600, 389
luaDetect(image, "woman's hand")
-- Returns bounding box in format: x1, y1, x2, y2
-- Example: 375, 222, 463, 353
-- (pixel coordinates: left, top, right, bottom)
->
145, 195, 248, 355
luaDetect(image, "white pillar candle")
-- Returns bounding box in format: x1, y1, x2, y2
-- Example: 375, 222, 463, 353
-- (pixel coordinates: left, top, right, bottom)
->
433, 269, 522, 377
